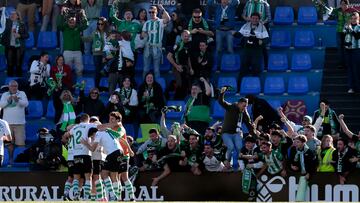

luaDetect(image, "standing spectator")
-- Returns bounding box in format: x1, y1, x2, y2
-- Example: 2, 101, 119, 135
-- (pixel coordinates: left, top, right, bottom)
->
234, 12, 268, 92
188, 8, 214, 53
81, 0, 103, 55
0, 119, 12, 167
312, 99, 340, 138
138, 72, 165, 123
51, 0, 68, 32
141, 5, 170, 79
110, 7, 142, 53
50, 55, 74, 91
0, 80, 29, 166
303, 125, 321, 152
241, 0, 271, 24
167, 30, 193, 99
54, 90, 79, 133
207, 0, 239, 68
177, 0, 201, 19
114, 76, 138, 124
258, 141, 287, 177
333, 138, 357, 184
16, 0, 37, 32
180, 134, 203, 175
166, 10, 186, 49
184, 78, 211, 135
91, 17, 108, 88
1, 11, 29, 77
192, 41, 213, 80
333, 0, 351, 69
270, 130, 293, 159
343, 12, 360, 93
29, 51, 51, 118
133, 8, 147, 28
318, 134, 336, 172
40, 0, 55, 31
57, 8, 88, 77
218, 87, 254, 169
78, 87, 105, 118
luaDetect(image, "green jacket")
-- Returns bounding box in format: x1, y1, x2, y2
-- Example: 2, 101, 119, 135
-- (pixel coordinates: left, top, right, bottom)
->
57, 15, 88, 51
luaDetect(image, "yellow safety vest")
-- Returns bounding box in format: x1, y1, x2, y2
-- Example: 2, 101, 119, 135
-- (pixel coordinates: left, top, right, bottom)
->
318, 148, 335, 172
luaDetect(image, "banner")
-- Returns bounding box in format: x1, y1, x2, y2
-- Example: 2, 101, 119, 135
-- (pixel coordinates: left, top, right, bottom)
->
0, 171, 360, 201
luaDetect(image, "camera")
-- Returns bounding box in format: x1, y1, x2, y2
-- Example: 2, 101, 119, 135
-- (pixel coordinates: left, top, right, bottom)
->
161, 105, 182, 113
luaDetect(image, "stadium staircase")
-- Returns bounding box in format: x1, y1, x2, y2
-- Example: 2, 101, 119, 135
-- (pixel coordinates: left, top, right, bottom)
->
321, 48, 360, 133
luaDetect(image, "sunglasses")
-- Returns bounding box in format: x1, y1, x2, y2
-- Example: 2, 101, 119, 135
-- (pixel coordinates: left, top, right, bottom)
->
193, 16, 201, 19
149, 11, 156, 14
91, 92, 99, 95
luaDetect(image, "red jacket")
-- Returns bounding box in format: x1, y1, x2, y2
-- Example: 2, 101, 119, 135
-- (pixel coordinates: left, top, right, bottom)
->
50, 64, 73, 90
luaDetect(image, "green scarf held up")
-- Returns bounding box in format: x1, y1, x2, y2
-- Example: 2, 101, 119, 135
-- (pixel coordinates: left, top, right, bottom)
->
174, 40, 185, 65
242, 168, 255, 194
60, 102, 76, 131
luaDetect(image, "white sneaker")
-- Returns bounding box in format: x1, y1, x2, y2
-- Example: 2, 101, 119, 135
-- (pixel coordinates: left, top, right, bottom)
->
348, 89, 355, 93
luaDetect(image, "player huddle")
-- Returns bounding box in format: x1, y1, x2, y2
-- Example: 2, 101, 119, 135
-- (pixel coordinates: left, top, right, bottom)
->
61, 112, 135, 201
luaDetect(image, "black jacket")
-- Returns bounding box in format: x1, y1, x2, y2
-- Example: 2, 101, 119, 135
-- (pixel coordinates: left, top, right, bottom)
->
1, 19, 29, 50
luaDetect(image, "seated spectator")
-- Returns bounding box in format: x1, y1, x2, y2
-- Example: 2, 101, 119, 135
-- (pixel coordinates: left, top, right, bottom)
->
78, 87, 105, 118
151, 135, 185, 186
114, 76, 139, 124
165, 10, 187, 49
188, 8, 214, 53
201, 143, 229, 172
184, 78, 211, 135
138, 72, 165, 123
233, 12, 268, 92
192, 41, 213, 80
333, 138, 357, 184
207, 0, 239, 68
318, 134, 336, 172
312, 99, 340, 138
29, 51, 51, 117
104, 92, 122, 119
0, 80, 28, 166
180, 133, 203, 175
57, 8, 88, 77
167, 30, 193, 99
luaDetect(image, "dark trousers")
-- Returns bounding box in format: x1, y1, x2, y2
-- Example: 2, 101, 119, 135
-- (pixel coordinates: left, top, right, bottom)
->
345, 49, 360, 91
237, 48, 262, 91
5, 46, 24, 77
93, 55, 103, 88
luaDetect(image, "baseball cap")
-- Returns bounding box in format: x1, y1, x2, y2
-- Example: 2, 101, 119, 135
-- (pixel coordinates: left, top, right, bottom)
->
303, 115, 312, 123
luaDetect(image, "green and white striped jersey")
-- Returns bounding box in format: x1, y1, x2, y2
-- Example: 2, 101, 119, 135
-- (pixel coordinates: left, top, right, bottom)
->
142, 18, 165, 47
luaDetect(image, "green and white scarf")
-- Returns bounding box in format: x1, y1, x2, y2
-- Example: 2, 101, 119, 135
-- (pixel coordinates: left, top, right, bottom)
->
244, 0, 266, 21
60, 102, 76, 131
294, 144, 310, 174
242, 168, 255, 194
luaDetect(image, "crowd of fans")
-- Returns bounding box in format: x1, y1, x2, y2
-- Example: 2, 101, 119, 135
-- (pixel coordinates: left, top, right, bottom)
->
0, 0, 359, 201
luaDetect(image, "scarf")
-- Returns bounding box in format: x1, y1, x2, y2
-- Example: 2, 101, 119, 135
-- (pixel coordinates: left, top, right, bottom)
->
0, 7, 6, 34
143, 87, 155, 114
106, 127, 122, 139
120, 87, 132, 115
239, 22, 268, 39
321, 108, 338, 135
294, 144, 310, 174
242, 168, 255, 194
245, 1, 266, 21
60, 102, 76, 131
184, 96, 196, 123
93, 31, 105, 52
221, 5, 229, 21
337, 147, 348, 173
174, 40, 185, 65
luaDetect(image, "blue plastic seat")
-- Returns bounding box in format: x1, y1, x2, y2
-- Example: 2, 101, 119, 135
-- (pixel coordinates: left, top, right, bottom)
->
77, 77, 95, 94
270, 30, 291, 48
37, 31, 57, 49
83, 54, 95, 72
221, 54, 241, 72
46, 100, 55, 118
100, 77, 109, 88
212, 101, 225, 119
268, 53, 288, 71
0, 55, 6, 71
100, 6, 109, 18
13, 146, 27, 162
157, 77, 166, 91
240, 77, 261, 94
27, 100, 43, 119
217, 76, 238, 93
288, 76, 309, 94
291, 53, 312, 71
25, 123, 40, 143
166, 100, 185, 119
135, 53, 143, 72
294, 30, 315, 48
3, 147, 10, 166
274, 6, 294, 25
25, 32, 35, 48
267, 99, 282, 110
123, 124, 135, 138
160, 56, 171, 72
298, 6, 318, 25
5, 6, 15, 18
264, 76, 285, 95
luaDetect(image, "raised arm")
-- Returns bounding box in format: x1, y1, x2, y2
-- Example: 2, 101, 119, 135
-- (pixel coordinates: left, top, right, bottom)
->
218, 87, 232, 109
200, 77, 211, 96
158, 4, 170, 24
338, 114, 354, 139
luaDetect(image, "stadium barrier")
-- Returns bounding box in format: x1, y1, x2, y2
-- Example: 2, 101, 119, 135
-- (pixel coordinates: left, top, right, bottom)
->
0, 171, 360, 201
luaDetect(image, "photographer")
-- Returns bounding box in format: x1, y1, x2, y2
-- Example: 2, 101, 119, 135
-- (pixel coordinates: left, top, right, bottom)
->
184, 77, 211, 135
233, 12, 268, 92
57, 6, 88, 77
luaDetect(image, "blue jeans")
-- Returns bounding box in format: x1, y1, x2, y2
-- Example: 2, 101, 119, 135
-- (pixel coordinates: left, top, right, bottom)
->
216, 30, 234, 68
143, 45, 161, 79
83, 20, 97, 55
222, 132, 243, 167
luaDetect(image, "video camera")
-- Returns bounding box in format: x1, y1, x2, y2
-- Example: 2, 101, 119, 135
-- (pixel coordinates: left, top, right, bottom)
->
161, 105, 182, 114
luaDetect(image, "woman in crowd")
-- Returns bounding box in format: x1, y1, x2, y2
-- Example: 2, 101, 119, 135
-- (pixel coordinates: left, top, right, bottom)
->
133, 8, 147, 28
317, 134, 336, 172
114, 76, 138, 124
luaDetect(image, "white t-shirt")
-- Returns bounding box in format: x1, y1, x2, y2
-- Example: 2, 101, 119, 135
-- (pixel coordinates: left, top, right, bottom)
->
203, 156, 225, 172
92, 145, 106, 161
70, 123, 97, 156
0, 119, 11, 156
94, 131, 123, 155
